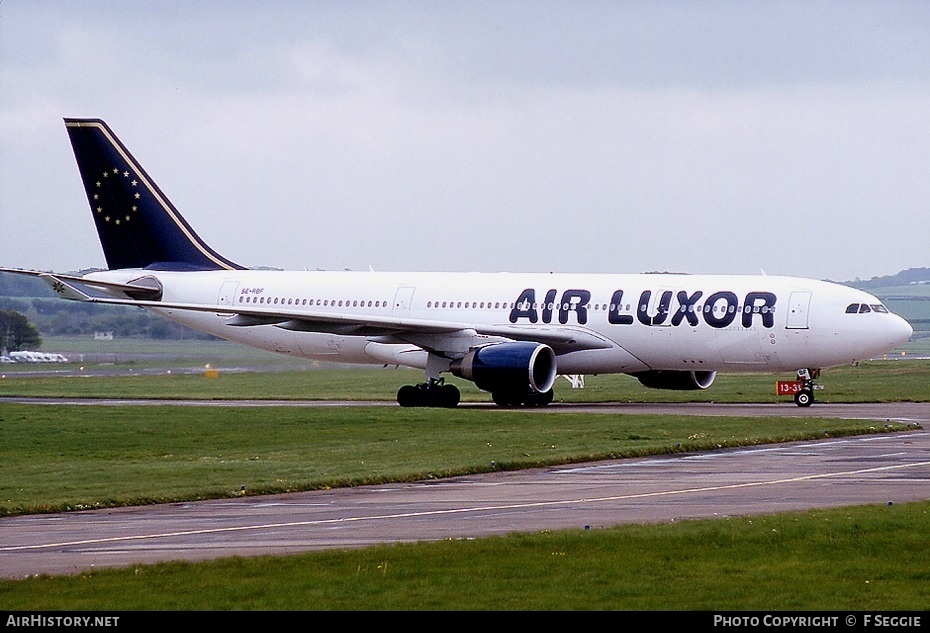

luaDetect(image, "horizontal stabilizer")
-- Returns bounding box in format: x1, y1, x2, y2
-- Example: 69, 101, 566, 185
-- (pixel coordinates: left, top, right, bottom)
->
0, 268, 164, 302
49, 273, 164, 302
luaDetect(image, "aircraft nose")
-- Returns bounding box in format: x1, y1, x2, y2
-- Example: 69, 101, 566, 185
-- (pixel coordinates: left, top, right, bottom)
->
891, 314, 914, 346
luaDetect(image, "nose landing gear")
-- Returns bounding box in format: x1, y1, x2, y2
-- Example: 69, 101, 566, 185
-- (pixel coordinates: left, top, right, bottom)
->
793, 368, 820, 407
777, 368, 822, 406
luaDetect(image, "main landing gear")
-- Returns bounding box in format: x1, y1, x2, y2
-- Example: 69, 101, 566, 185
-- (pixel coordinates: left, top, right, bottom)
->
397, 379, 461, 408
395, 380, 555, 408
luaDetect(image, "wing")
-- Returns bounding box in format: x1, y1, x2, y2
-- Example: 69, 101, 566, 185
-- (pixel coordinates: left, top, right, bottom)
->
14, 270, 614, 357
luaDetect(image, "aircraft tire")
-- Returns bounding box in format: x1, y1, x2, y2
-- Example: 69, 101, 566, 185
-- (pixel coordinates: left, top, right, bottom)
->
438, 384, 460, 408
397, 385, 419, 407
794, 390, 814, 407
524, 389, 554, 407
492, 389, 553, 407
492, 391, 521, 407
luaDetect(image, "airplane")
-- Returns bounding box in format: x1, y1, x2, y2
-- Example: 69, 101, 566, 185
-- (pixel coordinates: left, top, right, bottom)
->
0, 118, 914, 407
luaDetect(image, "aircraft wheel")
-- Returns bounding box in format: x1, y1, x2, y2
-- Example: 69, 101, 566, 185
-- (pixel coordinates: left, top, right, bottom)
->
397, 385, 419, 407
492, 389, 553, 407
794, 390, 813, 407
524, 389, 554, 407
492, 391, 521, 407
438, 384, 460, 408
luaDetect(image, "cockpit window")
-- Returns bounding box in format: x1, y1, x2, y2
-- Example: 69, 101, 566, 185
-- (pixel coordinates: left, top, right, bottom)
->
846, 303, 890, 314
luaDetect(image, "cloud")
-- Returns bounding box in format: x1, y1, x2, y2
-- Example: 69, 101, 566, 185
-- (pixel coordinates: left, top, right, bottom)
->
1, 2, 929, 281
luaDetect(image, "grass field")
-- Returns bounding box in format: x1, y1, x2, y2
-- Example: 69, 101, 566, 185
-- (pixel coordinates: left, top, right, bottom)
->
2, 502, 928, 611
1, 338, 928, 610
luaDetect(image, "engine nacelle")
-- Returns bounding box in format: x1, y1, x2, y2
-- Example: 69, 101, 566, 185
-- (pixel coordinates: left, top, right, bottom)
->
632, 370, 717, 391
450, 342, 557, 394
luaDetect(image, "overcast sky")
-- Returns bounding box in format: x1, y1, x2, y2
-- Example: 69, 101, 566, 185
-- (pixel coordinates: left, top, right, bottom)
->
2, 1, 928, 281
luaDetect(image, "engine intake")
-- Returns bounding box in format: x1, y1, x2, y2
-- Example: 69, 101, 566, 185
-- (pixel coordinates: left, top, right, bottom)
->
450, 342, 557, 394
632, 370, 717, 391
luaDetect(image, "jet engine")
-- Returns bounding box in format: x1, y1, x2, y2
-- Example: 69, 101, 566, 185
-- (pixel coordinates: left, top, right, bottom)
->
450, 342, 557, 395
632, 370, 717, 391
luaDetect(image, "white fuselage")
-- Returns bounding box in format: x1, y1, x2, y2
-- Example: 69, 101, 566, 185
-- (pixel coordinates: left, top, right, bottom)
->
86, 269, 913, 376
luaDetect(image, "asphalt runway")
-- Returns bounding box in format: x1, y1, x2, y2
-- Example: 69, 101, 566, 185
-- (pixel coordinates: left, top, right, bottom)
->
1, 400, 928, 579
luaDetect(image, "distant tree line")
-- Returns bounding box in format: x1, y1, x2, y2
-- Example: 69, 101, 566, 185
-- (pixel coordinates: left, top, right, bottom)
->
843, 268, 930, 290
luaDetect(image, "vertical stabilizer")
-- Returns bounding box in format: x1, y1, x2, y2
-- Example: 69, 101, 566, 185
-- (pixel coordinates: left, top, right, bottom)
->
64, 118, 244, 271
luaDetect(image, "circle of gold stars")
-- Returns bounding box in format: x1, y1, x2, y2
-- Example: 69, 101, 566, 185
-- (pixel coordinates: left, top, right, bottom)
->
93, 167, 141, 224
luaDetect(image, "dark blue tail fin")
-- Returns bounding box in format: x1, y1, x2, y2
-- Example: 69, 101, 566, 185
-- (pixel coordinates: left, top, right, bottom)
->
65, 118, 244, 271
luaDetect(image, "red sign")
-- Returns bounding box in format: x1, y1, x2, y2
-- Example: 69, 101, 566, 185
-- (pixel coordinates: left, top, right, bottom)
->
776, 381, 804, 396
